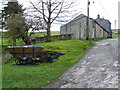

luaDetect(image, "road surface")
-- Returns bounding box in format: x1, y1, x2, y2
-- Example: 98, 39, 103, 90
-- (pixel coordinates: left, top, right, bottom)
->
45, 39, 119, 88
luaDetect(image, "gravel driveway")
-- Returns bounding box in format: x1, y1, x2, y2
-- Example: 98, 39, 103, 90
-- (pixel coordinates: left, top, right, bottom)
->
44, 39, 119, 88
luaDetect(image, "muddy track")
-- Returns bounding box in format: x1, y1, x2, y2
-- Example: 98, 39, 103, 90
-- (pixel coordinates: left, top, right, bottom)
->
44, 39, 119, 88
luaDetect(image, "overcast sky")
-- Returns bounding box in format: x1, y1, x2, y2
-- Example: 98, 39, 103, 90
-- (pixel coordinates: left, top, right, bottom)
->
1, 0, 119, 31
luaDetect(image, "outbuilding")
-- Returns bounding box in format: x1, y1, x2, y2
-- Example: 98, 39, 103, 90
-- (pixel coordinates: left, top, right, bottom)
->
60, 14, 110, 40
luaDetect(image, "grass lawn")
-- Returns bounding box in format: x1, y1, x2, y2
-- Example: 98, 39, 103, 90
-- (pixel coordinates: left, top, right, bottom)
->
2, 38, 108, 88
2, 40, 92, 88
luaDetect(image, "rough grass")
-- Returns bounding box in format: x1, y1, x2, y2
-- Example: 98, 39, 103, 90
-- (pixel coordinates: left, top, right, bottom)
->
112, 33, 119, 38
2, 40, 92, 88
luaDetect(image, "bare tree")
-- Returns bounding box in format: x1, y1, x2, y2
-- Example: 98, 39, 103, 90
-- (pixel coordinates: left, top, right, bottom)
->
29, 0, 79, 41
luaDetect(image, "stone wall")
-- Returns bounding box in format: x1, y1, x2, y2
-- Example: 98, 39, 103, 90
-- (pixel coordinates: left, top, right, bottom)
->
60, 16, 109, 40
31, 34, 73, 44
95, 23, 104, 38
103, 30, 108, 38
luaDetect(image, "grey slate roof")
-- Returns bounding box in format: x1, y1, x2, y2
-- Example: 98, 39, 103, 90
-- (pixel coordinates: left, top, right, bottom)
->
95, 18, 111, 33
70, 14, 86, 22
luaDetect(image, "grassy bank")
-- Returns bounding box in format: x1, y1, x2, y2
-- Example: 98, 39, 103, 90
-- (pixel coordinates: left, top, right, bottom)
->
2, 40, 92, 88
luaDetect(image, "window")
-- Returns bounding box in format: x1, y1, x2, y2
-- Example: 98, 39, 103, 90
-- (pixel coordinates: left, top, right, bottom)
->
100, 30, 102, 34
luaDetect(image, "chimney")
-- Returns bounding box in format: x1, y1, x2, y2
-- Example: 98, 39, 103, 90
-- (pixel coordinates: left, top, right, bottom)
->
97, 14, 100, 19
102, 16, 104, 19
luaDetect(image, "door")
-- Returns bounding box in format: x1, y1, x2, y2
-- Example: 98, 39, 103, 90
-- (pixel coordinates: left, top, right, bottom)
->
79, 23, 81, 40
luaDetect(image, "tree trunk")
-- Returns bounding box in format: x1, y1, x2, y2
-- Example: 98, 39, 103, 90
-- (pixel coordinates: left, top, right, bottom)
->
46, 24, 51, 42
22, 36, 31, 45
12, 38, 16, 46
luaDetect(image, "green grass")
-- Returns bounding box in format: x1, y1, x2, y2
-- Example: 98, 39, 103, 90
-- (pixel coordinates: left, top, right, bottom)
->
112, 33, 119, 38
0, 38, 24, 46
30, 32, 60, 39
2, 40, 92, 88
86, 37, 108, 42
0, 38, 25, 47
0, 32, 60, 46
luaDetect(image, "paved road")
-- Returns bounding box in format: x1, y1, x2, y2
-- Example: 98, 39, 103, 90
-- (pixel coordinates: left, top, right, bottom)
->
45, 39, 119, 88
